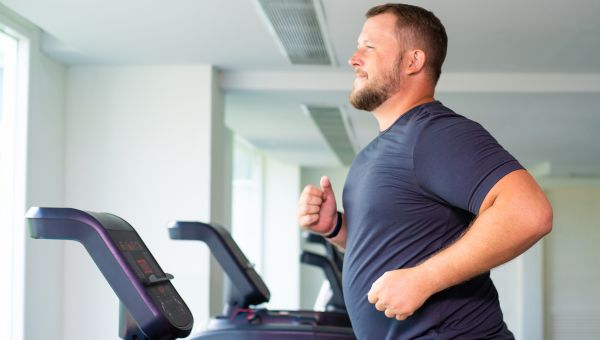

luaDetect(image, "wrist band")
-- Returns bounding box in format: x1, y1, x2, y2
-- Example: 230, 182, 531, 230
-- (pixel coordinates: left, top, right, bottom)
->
325, 211, 343, 239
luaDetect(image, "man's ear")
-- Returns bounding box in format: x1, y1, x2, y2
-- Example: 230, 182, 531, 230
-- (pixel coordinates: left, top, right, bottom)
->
406, 49, 427, 75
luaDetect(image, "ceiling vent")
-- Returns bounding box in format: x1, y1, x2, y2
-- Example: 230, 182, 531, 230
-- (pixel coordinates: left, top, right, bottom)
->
257, 0, 336, 65
304, 105, 356, 166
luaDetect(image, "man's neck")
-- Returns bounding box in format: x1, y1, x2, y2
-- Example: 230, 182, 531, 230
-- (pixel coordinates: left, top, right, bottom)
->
372, 86, 435, 131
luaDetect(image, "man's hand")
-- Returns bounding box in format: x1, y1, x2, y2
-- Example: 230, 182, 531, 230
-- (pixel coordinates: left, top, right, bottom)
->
367, 267, 439, 320
297, 176, 338, 235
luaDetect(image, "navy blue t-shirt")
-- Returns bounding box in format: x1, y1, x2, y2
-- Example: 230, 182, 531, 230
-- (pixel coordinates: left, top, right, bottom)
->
342, 101, 521, 339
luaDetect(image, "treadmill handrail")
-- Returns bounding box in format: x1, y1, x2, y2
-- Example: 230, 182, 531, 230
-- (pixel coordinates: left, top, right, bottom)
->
168, 221, 270, 308
26, 207, 193, 339
300, 251, 345, 310
303, 232, 344, 273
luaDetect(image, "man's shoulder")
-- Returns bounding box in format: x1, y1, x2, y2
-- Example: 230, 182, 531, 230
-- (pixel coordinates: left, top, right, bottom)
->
404, 103, 481, 143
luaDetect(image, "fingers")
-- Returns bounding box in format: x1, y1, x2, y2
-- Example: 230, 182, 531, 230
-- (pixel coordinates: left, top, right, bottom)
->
384, 309, 396, 318
298, 185, 323, 212
395, 312, 412, 321
297, 179, 338, 233
367, 288, 379, 304
300, 185, 323, 201
298, 214, 319, 227
367, 273, 383, 304
368, 271, 417, 321
298, 204, 321, 215
371, 293, 404, 319
298, 185, 324, 228
372, 296, 412, 320
298, 194, 323, 207
374, 300, 386, 312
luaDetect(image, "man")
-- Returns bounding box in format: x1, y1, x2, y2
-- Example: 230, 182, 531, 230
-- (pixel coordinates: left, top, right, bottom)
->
297, 3, 552, 340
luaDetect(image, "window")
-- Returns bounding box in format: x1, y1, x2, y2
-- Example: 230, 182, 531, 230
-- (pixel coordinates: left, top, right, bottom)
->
0, 26, 27, 340
231, 136, 265, 274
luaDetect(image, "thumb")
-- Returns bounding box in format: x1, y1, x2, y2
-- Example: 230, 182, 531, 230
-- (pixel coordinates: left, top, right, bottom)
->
319, 176, 337, 220
320, 176, 333, 193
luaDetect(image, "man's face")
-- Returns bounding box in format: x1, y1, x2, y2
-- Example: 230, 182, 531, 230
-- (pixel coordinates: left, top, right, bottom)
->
349, 13, 403, 111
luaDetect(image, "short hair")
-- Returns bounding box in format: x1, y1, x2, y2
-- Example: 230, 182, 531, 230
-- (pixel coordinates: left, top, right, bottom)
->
366, 3, 448, 84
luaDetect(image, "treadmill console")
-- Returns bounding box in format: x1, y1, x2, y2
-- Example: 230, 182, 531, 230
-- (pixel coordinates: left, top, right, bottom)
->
107, 227, 190, 328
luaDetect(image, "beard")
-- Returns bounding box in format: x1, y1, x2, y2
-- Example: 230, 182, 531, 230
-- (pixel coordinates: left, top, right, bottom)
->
349, 59, 401, 112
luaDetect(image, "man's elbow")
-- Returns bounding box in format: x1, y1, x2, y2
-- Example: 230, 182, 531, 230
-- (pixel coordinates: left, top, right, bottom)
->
532, 199, 553, 238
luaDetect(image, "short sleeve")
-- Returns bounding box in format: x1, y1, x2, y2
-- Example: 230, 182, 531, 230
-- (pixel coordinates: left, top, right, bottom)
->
414, 115, 523, 214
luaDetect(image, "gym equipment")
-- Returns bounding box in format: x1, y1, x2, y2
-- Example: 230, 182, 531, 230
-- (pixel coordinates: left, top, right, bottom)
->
303, 232, 344, 272
169, 221, 355, 339
301, 232, 346, 313
26, 207, 194, 340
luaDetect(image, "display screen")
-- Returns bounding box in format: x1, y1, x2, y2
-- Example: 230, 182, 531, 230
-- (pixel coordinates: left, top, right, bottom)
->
114, 236, 163, 280
107, 229, 193, 328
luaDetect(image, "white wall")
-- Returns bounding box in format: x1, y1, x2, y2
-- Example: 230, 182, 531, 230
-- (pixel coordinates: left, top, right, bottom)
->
543, 182, 600, 340
63, 65, 229, 339
491, 250, 526, 338
487, 178, 597, 340
299, 166, 348, 309
261, 157, 301, 309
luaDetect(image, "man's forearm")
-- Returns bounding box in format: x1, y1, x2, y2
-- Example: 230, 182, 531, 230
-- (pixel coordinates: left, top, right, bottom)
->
416, 172, 552, 294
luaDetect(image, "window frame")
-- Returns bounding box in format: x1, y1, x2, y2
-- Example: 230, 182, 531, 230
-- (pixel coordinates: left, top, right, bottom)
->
0, 19, 29, 340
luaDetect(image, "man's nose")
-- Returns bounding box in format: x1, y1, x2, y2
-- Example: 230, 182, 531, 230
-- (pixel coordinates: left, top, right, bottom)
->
348, 50, 363, 67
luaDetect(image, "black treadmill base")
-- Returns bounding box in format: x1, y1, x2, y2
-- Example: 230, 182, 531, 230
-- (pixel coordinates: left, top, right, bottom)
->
191, 327, 356, 340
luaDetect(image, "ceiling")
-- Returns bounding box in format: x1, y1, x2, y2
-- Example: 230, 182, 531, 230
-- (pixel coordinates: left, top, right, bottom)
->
2, 0, 600, 175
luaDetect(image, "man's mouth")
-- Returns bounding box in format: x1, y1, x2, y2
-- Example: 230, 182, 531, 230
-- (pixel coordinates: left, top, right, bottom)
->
355, 70, 368, 79
353, 71, 368, 89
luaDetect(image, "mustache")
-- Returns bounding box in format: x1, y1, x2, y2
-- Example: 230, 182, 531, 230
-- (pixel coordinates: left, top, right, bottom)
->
354, 69, 368, 77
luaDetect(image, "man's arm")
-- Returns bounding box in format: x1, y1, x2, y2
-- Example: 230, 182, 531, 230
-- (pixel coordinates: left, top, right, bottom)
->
367, 169, 553, 320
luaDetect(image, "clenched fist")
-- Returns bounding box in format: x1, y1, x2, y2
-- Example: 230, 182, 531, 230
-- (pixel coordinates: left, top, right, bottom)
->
297, 176, 338, 235
367, 266, 438, 320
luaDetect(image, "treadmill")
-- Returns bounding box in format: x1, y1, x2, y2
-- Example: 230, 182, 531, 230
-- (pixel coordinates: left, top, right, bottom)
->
169, 221, 355, 339
26, 207, 194, 340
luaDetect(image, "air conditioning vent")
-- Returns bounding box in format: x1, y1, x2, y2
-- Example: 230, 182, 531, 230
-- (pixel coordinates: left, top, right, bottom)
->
257, 0, 334, 65
304, 105, 356, 165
